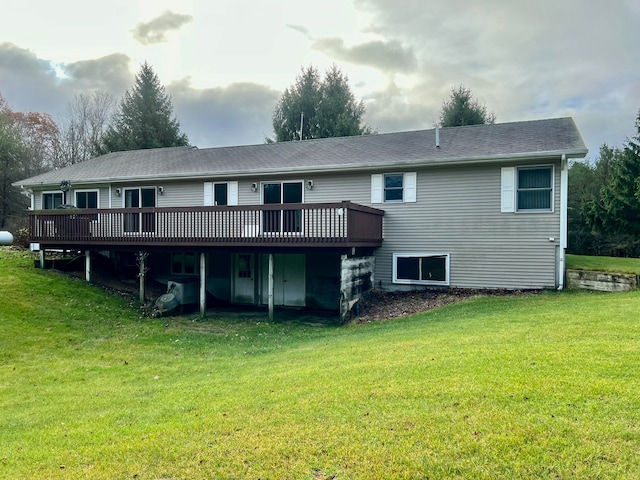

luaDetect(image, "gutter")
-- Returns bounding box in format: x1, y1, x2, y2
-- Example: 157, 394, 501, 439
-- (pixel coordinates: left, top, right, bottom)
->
558, 154, 569, 290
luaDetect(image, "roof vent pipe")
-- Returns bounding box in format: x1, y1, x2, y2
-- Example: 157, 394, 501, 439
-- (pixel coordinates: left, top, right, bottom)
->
435, 126, 440, 148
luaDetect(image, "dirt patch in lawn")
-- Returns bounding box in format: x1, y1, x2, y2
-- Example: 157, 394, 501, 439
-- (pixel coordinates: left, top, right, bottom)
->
353, 288, 537, 323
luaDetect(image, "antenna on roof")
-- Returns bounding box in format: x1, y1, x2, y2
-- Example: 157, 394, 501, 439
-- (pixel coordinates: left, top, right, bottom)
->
435, 125, 440, 149
299, 112, 304, 141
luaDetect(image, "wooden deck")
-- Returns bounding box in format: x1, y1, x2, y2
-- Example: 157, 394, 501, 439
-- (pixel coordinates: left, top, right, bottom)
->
28, 201, 384, 249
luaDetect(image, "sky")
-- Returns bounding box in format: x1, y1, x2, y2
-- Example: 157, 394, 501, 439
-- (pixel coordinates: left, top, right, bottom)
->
1, 0, 639, 160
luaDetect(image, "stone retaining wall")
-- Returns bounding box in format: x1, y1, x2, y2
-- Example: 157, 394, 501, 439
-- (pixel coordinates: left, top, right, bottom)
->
566, 270, 638, 292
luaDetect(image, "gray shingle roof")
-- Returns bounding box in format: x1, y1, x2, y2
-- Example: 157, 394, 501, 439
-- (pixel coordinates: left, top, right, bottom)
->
15, 117, 587, 188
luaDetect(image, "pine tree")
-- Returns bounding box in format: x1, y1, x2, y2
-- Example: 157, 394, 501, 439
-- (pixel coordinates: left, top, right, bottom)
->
586, 110, 640, 237
272, 65, 370, 142
102, 62, 188, 152
439, 85, 495, 127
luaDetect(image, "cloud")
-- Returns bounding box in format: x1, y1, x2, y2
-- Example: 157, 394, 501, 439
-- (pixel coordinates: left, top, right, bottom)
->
313, 37, 417, 73
169, 78, 282, 147
60, 53, 132, 95
0, 43, 132, 121
286, 24, 310, 37
0, 42, 59, 112
0, 41, 280, 149
131, 10, 193, 45
352, 0, 640, 156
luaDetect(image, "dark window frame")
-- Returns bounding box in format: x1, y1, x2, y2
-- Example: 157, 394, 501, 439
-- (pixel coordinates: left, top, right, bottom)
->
393, 253, 450, 285
42, 192, 63, 210
75, 190, 99, 209
384, 173, 404, 202
516, 166, 553, 212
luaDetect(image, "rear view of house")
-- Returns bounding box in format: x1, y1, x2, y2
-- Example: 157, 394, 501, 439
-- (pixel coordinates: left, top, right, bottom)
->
15, 117, 588, 320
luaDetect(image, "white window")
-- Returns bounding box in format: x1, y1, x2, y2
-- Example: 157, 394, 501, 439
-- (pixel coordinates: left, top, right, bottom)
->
393, 253, 450, 285
501, 166, 553, 213
75, 190, 99, 209
371, 172, 417, 203
42, 192, 63, 209
204, 181, 238, 206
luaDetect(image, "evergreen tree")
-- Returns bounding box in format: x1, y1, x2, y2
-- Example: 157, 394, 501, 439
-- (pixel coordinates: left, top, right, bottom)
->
439, 85, 495, 127
102, 62, 188, 152
585, 111, 640, 237
314, 65, 369, 138
272, 65, 370, 142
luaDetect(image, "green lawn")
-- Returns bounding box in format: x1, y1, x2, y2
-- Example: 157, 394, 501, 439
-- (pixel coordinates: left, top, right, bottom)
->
567, 253, 640, 274
1, 247, 639, 479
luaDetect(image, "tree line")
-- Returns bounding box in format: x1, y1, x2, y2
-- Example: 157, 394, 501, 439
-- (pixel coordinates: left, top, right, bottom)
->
568, 112, 640, 257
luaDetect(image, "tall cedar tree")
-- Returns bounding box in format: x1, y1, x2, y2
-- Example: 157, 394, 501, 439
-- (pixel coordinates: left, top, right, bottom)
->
585, 110, 640, 237
272, 65, 370, 142
102, 62, 188, 152
439, 85, 496, 127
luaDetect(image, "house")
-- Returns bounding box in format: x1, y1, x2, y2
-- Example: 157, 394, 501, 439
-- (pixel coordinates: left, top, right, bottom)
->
14, 117, 588, 321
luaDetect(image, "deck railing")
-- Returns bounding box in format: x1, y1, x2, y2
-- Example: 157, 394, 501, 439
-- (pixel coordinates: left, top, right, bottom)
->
28, 202, 384, 248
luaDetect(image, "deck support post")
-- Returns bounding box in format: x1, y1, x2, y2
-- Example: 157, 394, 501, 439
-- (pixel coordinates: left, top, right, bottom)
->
268, 253, 274, 320
137, 251, 148, 305
39, 249, 45, 269
199, 252, 206, 318
85, 250, 91, 282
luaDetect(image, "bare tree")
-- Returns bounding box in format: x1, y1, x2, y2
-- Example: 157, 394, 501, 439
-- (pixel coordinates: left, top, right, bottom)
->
57, 91, 115, 166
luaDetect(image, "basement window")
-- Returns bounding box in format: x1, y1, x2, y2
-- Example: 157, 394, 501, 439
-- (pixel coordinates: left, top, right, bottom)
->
171, 252, 197, 275
393, 253, 450, 285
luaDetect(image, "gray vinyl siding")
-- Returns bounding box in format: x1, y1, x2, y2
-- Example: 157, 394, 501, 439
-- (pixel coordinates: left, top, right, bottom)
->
238, 180, 261, 205
274, 161, 561, 290
37, 160, 561, 290
154, 182, 202, 207
371, 161, 562, 290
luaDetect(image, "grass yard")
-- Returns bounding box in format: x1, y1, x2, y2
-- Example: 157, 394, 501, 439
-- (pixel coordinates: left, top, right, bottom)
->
1, 247, 639, 479
566, 253, 640, 274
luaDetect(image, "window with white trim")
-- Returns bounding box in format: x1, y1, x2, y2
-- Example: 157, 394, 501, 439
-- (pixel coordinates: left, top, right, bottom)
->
371, 172, 417, 203
384, 174, 403, 201
501, 166, 553, 212
393, 253, 450, 285
42, 192, 62, 209
517, 167, 552, 211
262, 181, 303, 233
204, 181, 238, 206
123, 187, 156, 233
75, 190, 98, 209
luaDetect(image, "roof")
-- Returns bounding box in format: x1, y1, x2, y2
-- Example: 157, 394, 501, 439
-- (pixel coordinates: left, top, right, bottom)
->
15, 117, 587, 188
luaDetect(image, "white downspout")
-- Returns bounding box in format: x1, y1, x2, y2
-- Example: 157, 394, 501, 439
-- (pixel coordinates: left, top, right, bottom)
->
558, 154, 568, 290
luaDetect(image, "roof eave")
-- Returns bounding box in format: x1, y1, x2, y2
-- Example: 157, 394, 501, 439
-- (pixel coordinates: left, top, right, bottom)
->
14, 147, 588, 189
